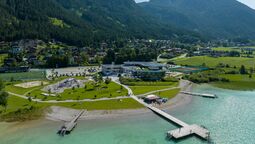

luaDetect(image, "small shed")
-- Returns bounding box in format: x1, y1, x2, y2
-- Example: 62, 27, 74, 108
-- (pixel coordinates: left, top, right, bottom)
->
144, 94, 160, 104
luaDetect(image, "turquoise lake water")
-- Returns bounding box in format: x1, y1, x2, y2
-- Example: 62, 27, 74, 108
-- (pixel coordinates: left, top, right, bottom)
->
1, 84, 255, 144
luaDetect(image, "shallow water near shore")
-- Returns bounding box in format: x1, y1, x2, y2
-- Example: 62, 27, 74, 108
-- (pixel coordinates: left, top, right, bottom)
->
1, 84, 255, 144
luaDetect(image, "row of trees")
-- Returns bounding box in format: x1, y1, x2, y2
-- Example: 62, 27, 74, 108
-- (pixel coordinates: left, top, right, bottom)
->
103, 47, 158, 64
0, 79, 8, 111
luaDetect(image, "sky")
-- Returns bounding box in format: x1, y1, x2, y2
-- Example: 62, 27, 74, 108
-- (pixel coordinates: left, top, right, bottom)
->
135, 0, 255, 9
238, 0, 255, 9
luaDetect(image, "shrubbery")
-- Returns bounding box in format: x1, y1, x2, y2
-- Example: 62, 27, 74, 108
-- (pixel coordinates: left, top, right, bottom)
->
185, 70, 230, 83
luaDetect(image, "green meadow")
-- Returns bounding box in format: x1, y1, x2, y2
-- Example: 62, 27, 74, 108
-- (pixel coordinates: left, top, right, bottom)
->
213, 74, 255, 90
174, 56, 255, 68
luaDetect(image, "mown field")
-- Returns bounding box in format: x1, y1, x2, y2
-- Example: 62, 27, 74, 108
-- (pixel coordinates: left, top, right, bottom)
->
174, 56, 255, 68
213, 74, 255, 90
0, 71, 46, 81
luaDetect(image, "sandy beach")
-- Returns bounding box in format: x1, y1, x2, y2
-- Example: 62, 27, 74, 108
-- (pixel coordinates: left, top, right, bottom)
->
46, 80, 194, 122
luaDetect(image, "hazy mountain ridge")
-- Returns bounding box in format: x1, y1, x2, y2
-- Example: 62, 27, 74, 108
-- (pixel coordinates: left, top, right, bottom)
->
1, 0, 255, 45
140, 0, 255, 39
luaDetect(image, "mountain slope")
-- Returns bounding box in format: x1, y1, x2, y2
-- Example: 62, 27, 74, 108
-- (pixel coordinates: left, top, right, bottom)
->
0, 0, 94, 45
55, 0, 196, 40
0, 0, 201, 45
140, 0, 255, 39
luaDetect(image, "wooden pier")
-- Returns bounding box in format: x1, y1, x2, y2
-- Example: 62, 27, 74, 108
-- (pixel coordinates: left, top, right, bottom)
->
57, 110, 85, 136
130, 95, 210, 140
168, 125, 210, 139
181, 91, 217, 98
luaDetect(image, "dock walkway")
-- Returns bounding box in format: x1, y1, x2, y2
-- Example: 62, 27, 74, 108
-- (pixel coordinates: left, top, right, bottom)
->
181, 91, 217, 98
130, 95, 210, 140
58, 110, 85, 136
112, 78, 211, 140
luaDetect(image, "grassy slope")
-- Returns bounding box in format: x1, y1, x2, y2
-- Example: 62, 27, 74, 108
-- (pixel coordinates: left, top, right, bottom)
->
174, 56, 255, 68
213, 74, 255, 90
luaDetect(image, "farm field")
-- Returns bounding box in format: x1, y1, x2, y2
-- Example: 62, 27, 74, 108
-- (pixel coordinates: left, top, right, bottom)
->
213, 74, 255, 90
212, 46, 255, 52
0, 71, 46, 81
174, 56, 255, 68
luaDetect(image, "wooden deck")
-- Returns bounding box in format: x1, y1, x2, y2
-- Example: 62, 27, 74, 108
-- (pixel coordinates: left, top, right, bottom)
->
181, 91, 217, 98
167, 125, 210, 139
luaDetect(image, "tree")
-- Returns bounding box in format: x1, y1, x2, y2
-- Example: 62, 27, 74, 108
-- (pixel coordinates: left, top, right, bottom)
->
105, 77, 111, 85
240, 65, 246, 74
250, 67, 254, 75
28, 97, 32, 103
0, 79, 4, 90
0, 91, 8, 110
93, 74, 103, 84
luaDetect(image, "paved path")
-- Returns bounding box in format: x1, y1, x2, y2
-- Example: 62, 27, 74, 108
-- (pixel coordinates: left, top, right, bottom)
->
8, 77, 186, 104
7, 92, 130, 103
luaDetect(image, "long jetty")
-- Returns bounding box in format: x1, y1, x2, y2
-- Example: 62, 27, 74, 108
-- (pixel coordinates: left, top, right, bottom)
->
130, 95, 210, 140
57, 110, 85, 136
181, 91, 217, 98
113, 78, 211, 140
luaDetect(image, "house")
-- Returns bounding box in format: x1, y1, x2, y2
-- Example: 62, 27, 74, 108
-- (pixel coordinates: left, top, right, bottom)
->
10, 45, 23, 54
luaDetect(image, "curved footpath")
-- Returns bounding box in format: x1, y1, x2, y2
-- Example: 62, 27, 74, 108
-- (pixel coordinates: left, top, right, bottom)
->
6, 77, 193, 121
7, 91, 130, 103
47, 79, 193, 121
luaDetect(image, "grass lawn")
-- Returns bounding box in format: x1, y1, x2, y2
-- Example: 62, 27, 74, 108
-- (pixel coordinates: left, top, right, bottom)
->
0, 71, 46, 81
152, 88, 180, 99
212, 74, 255, 90
0, 95, 143, 121
20, 81, 128, 100
174, 56, 255, 68
130, 82, 178, 95
56, 98, 144, 110
5, 83, 42, 95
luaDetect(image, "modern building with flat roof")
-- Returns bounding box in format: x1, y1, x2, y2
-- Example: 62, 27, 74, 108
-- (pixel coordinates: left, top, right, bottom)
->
102, 61, 166, 81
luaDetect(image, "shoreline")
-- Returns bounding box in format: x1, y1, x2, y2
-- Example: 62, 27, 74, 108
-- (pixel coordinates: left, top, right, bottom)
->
45, 80, 194, 122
